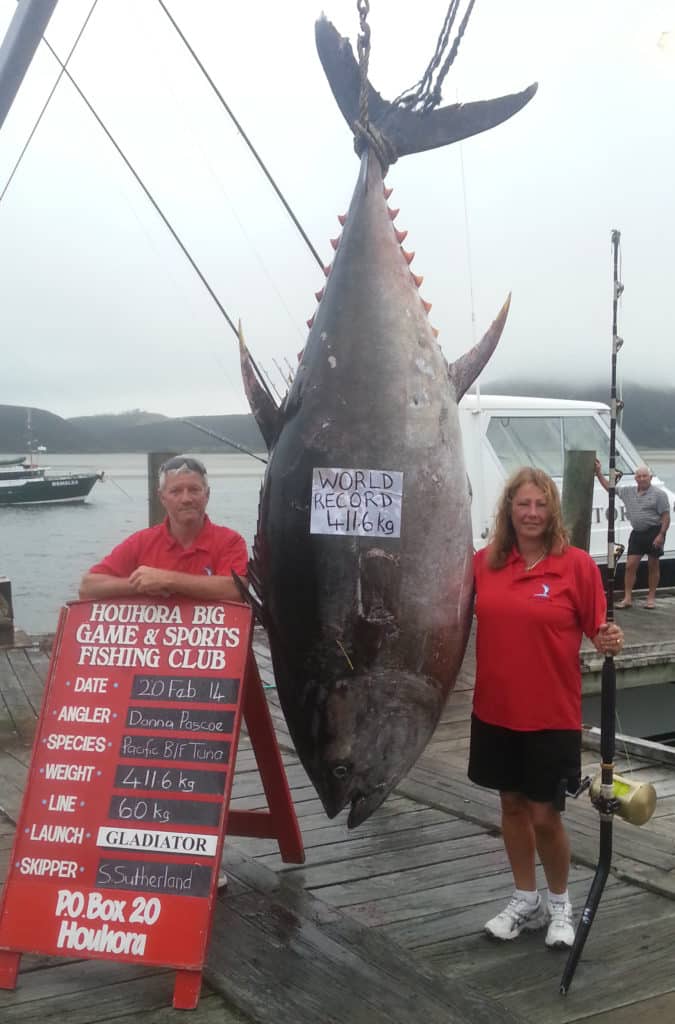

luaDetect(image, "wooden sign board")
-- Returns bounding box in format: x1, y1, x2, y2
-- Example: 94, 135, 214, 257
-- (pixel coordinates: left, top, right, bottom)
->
0, 596, 301, 1009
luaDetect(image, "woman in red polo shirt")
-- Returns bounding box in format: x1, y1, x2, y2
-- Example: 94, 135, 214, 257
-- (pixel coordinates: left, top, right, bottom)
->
469, 467, 624, 950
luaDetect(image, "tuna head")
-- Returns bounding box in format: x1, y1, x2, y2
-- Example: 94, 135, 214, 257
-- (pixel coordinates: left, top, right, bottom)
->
311, 669, 444, 828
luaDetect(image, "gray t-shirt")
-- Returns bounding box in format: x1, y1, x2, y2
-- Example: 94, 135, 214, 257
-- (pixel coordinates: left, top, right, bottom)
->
617, 483, 670, 531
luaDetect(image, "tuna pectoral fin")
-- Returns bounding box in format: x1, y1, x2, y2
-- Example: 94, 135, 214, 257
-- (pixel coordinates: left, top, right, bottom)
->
449, 295, 511, 401
356, 549, 400, 664
238, 321, 280, 451
315, 16, 537, 160
232, 567, 265, 625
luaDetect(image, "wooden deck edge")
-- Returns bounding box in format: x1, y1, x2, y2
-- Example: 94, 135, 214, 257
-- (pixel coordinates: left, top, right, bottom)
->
0, 632, 50, 651
582, 726, 675, 765
205, 846, 527, 1024
396, 776, 675, 904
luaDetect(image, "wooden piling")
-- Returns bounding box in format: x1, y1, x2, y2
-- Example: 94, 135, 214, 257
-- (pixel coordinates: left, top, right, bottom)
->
0, 577, 13, 646
562, 449, 596, 551
147, 452, 177, 527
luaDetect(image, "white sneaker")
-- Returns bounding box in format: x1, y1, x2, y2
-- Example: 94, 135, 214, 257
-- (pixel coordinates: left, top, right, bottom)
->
484, 895, 547, 941
545, 899, 575, 949
217, 870, 228, 890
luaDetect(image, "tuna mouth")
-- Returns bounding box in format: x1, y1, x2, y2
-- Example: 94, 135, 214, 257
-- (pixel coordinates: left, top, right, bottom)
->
347, 785, 389, 829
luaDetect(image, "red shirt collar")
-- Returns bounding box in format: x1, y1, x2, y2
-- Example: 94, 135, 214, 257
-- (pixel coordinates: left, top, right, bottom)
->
161, 513, 213, 553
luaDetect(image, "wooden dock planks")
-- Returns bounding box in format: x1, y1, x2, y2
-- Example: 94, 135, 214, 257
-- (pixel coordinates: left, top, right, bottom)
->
208, 848, 525, 1024
3, 621, 675, 1022
0, 649, 40, 745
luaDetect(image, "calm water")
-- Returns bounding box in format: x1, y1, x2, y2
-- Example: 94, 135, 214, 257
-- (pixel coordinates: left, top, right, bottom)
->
0, 453, 265, 634
3, 450, 675, 635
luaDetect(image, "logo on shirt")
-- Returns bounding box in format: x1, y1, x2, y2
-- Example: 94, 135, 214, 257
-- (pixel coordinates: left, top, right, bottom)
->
533, 583, 550, 599
203, 567, 213, 576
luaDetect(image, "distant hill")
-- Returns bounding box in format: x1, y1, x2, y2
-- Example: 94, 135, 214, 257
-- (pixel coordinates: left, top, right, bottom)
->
2, 383, 674, 452
69, 410, 168, 445
97, 415, 265, 453
0, 405, 100, 453
0, 405, 265, 454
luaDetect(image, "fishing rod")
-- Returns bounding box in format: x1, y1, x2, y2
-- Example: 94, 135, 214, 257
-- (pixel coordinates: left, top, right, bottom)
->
180, 419, 267, 465
560, 229, 623, 994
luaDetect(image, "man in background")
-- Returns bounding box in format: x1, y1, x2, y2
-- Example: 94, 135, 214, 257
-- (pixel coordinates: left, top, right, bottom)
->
594, 460, 670, 609
79, 454, 247, 601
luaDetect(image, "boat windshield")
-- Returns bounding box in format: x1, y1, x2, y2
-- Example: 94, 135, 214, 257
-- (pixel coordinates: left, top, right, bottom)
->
486, 414, 635, 477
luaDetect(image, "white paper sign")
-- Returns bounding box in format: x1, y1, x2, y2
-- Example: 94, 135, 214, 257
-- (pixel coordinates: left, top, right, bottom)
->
310, 468, 403, 537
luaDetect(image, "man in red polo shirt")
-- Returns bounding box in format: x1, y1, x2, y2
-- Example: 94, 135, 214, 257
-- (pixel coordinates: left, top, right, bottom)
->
79, 455, 248, 601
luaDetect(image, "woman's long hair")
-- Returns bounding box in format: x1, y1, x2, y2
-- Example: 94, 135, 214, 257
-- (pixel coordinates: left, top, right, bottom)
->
487, 466, 569, 570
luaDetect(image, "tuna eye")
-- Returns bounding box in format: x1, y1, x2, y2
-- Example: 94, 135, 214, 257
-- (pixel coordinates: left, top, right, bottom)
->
332, 764, 349, 779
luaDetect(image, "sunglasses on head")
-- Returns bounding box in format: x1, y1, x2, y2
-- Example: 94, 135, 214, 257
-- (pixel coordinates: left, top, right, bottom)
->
160, 456, 207, 476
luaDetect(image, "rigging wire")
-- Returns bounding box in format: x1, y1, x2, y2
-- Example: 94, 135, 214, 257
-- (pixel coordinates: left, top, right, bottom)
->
459, 139, 478, 348
156, 0, 325, 273
0, 0, 100, 206
35, 33, 277, 410
156, 63, 307, 351
393, 0, 477, 113
258, 362, 284, 404
40, 38, 234, 329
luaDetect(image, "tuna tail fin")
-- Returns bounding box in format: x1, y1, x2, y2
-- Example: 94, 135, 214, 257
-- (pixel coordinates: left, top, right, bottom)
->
449, 294, 511, 401
315, 16, 537, 162
238, 320, 280, 451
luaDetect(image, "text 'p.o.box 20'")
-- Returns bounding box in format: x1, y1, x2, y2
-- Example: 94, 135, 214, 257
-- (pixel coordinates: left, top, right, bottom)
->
310, 467, 403, 537
0, 597, 252, 985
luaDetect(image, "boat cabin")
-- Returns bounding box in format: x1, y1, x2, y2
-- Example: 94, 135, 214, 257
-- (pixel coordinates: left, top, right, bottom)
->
458, 394, 675, 571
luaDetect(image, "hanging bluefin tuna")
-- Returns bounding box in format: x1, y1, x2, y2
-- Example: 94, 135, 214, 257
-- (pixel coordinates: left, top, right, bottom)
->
238, 13, 537, 827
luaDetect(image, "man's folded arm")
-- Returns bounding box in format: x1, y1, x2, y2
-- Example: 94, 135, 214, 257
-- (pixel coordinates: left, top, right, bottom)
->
79, 573, 137, 599
154, 570, 246, 602
79, 569, 247, 603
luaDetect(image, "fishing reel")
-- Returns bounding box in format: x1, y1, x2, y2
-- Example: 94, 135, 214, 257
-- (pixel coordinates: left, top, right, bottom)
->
570, 773, 656, 826
589, 773, 657, 826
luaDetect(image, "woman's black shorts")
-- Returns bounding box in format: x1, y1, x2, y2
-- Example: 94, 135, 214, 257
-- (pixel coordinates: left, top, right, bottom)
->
627, 524, 663, 558
468, 714, 581, 806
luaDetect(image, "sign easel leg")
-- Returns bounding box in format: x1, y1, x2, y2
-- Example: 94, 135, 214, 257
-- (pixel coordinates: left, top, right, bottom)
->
0, 951, 20, 989
242, 655, 304, 864
173, 968, 202, 1010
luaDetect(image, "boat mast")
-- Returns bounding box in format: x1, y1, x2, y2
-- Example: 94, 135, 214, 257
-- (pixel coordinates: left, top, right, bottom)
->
25, 408, 34, 467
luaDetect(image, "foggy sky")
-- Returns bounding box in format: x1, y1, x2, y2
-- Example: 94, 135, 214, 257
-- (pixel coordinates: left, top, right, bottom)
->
0, 0, 673, 419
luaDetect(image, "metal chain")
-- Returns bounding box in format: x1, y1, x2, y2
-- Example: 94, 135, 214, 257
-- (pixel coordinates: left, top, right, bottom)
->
356, 0, 371, 128
353, 1, 397, 169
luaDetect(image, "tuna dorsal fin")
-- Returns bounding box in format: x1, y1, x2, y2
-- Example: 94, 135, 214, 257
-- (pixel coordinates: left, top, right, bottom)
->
238, 321, 280, 451
449, 295, 511, 401
315, 16, 537, 162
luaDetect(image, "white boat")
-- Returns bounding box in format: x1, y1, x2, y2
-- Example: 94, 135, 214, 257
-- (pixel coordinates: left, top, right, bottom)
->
0, 455, 102, 506
459, 394, 675, 581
